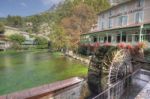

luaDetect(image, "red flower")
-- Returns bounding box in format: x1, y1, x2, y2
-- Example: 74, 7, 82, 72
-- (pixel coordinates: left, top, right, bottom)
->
126, 44, 133, 50
94, 42, 100, 48
104, 42, 111, 46
117, 42, 126, 49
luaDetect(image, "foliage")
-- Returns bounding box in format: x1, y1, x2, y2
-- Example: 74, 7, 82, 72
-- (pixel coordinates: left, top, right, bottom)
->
25, 15, 43, 33
136, 42, 148, 49
5, 0, 110, 51
34, 36, 48, 49
0, 22, 5, 34
75, 0, 110, 13
8, 34, 25, 50
6, 15, 23, 28
60, 3, 96, 50
49, 25, 70, 50
9, 34, 25, 45
35, 36, 48, 45
24, 0, 110, 50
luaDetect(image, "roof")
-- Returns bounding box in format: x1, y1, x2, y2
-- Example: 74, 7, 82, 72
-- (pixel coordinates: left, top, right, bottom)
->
97, 0, 133, 15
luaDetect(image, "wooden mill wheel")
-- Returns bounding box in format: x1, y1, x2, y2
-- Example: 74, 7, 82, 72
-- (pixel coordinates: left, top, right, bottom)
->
103, 48, 132, 86
87, 46, 133, 95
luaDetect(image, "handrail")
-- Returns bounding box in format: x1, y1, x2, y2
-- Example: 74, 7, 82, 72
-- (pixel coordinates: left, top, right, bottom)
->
135, 60, 150, 64
93, 69, 140, 99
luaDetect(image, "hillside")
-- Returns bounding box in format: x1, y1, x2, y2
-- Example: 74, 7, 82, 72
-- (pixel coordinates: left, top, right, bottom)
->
1, 0, 110, 51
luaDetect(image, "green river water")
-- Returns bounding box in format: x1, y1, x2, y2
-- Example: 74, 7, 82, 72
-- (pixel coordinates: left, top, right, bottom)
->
0, 51, 87, 95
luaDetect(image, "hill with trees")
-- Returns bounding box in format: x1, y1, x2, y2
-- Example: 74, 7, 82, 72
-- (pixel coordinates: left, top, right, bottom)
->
1, 0, 110, 51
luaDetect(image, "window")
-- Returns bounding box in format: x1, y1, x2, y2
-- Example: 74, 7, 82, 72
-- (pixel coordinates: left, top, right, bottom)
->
118, 16, 122, 26
93, 36, 97, 42
101, 21, 104, 30
104, 36, 107, 42
102, 14, 105, 19
118, 16, 128, 26
122, 32, 127, 42
135, 11, 143, 24
127, 35, 132, 42
137, 0, 144, 7
120, 5, 126, 13
109, 10, 112, 16
100, 37, 104, 43
117, 34, 121, 43
135, 35, 139, 42
98, 17, 101, 29
108, 36, 112, 43
122, 16, 128, 26
108, 19, 113, 28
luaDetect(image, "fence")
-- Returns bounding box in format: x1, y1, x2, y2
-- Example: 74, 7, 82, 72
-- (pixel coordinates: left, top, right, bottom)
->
93, 69, 140, 99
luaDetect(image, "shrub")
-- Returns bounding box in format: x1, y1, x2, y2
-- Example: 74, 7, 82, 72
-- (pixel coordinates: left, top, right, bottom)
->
9, 34, 25, 45
0, 22, 5, 34
136, 42, 148, 49
34, 36, 48, 49
78, 44, 89, 55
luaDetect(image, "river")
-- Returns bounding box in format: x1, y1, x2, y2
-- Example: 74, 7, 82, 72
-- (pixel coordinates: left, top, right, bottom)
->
0, 51, 87, 95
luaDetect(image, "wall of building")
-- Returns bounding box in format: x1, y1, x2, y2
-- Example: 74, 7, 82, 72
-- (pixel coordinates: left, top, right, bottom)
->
98, 0, 150, 31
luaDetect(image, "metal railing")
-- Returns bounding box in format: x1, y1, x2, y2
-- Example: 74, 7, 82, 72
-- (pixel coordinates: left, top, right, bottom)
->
93, 69, 140, 99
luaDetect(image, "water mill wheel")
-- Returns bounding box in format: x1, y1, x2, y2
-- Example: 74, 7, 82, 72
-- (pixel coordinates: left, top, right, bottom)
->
87, 46, 133, 97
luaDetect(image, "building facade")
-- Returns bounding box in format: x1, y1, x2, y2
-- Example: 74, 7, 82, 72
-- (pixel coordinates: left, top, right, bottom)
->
81, 0, 150, 46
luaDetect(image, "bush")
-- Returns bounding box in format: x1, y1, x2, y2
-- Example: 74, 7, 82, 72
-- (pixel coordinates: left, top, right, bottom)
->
9, 34, 25, 45
34, 36, 48, 49
0, 22, 5, 34
78, 44, 88, 55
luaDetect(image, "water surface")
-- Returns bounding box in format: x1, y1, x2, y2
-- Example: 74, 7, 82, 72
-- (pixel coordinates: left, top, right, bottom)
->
0, 51, 87, 95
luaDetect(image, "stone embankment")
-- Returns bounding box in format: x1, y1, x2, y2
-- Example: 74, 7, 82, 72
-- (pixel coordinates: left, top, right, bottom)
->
0, 77, 84, 99
65, 51, 90, 65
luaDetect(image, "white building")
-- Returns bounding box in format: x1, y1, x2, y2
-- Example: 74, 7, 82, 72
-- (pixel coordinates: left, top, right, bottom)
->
81, 0, 150, 46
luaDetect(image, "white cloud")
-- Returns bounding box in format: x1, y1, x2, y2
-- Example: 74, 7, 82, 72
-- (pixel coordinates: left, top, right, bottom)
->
20, 2, 27, 7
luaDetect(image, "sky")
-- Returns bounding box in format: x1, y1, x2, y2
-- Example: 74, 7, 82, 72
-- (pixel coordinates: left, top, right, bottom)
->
0, 0, 62, 17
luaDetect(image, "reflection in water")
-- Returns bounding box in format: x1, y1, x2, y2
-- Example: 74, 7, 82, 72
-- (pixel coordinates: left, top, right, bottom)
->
0, 52, 87, 95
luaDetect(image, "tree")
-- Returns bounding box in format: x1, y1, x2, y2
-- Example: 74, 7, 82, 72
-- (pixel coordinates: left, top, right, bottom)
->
9, 34, 25, 45
61, 3, 96, 50
49, 25, 70, 51
35, 36, 48, 45
22, 0, 110, 51
6, 15, 23, 28
34, 36, 49, 49
84, 0, 110, 13
0, 22, 5, 34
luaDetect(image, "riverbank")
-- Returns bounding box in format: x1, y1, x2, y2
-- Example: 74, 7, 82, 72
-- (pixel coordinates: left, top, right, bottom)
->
65, 51, 91, 65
